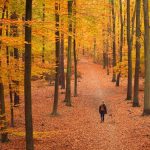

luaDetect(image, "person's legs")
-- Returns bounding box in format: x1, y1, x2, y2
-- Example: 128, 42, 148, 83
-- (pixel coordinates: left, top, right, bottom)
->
102, 113, 105, 122
100, 112, 104, 122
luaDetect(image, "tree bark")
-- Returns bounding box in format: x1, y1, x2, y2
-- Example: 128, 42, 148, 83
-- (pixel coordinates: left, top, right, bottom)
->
6, 9, 14, 127
24, 0, 34, 149
126, 0, 132, 100
143, 0, 150, 114
52, 0, 60, 115
0, 0, 9, 142
73, 0, 77, 97
116, 0, 123, 86
133, 0, 141, 107
42, 2, 45, 63
65, 0, 73, 106
111, 0, 116, 82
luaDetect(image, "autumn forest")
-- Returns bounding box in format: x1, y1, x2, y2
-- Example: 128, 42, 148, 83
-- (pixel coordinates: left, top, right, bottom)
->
0, 0, 150, 150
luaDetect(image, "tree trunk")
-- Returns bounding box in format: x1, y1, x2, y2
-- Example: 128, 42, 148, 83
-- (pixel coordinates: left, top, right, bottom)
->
0, 1, 9, 142
10, 12, 20, 106
60, 30, 65, 89
111, 0, 116, 82
116, 0, 123, 86
133, 0, 141, 107
65, 0, 73, 106
42, 2, 45, 63
52, 0, 60, 115
73, 0, 77, 97
6, 9, 14, 127
126, 0, 132, 100
143, 0, 150, 114
93, 38, 96, 63
24, 0, 34, 149
59, 11, 65, 89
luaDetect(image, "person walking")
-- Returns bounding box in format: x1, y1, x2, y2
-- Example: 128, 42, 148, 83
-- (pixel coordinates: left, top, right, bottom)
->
99, 101, 107, 122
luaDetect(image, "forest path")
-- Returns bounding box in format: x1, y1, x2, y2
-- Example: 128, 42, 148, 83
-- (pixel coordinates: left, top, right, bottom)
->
75, 57, 122, 150
1, 57, 150, 150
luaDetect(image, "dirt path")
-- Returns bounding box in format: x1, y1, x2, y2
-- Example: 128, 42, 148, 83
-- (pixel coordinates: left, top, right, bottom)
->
1, 57, 150, 150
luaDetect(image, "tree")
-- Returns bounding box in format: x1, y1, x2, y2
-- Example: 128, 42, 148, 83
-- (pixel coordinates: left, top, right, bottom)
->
133, 0, 141, 107
52, 0, 60, 115
6, 8, 14, 127
126, 0, 132, 100
42, 0, 45, 64
59, 5, 65, 89
116, 0, 123, 86
10, 11, 20, 106
143, 0, 150, 114
24, 0, 34, 149
111, 0, 116, 82
0, 0, 9, 143
65, 0, 73, 106
73, 0, 77, 97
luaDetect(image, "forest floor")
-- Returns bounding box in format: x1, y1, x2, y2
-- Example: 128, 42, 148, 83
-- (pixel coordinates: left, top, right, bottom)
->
1, 57, 150, 150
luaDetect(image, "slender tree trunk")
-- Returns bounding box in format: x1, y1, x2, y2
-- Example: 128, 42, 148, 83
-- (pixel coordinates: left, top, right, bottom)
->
24, 0, 34, 149
116, 0, 123, 86
6, 9, 14, 127
10, 12, 20, 106
103, 51, 106, 69
133, 0, 141, 107
143, 0, 150, 114
60, 29, 65, 89
126, 0, 132, 100
59, 7, 65, 89
42, 2, 45, 63
0, 1, 9, 142
111, 0, 116, 82
93, 38, 96, 63
52, 0, 60, 115
65, 0, 73, 106
14, 47, 20, 106
73, 0, 77, 97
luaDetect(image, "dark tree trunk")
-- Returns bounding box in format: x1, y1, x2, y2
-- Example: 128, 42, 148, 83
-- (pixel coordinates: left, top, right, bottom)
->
111, 0, 116, 82
60, 30, 65, 89
126, 0, 132, 100
59, 11, 65, 89
103, 51, 106, 69
0, 82, 8, 142
133, 0, 141, 107
116, 0, 123, 86
65, 0, 73, 106
93, 38, 96, 63
24, 0, 34, 149
73, 0, 77, 97
42, 2, 45, 63
0, 1, 9, 142
6, 9, 14, 127
52, 1, 60, 115
10, 12, 20, 106
14, 48, 20, 106
143, 0, 150, 114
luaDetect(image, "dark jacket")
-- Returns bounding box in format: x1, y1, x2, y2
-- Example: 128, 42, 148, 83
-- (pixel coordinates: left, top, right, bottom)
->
99, 104, 107, 114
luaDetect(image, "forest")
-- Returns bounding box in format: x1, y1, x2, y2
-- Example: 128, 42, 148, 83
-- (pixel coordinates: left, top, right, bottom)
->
0, 0, 150, 150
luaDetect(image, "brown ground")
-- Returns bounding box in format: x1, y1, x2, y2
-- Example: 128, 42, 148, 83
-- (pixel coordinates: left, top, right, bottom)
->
1, 57, 150, 150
